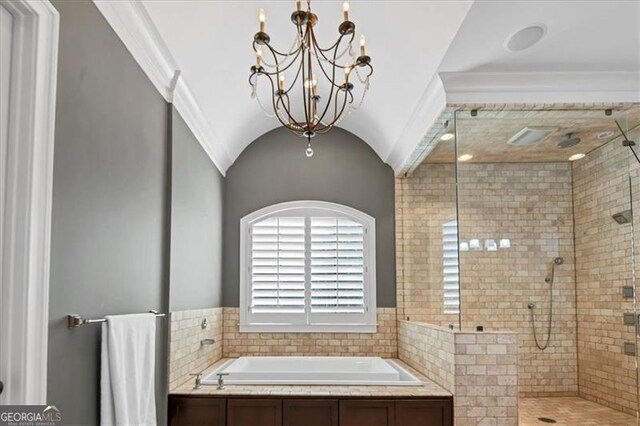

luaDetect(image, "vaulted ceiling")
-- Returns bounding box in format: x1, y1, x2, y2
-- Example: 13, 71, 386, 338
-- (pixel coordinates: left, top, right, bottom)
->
141, 0, 473, 170
99, 0, 639, 175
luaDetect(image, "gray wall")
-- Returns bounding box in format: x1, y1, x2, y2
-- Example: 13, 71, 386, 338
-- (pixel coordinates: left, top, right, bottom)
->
169, 108, 224, 311
48, 1, 170, 424
223, 127, 396, 307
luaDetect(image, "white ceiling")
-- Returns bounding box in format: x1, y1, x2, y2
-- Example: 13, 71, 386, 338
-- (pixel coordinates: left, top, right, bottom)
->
141, 0, 474, 169
439, 0, 640, 73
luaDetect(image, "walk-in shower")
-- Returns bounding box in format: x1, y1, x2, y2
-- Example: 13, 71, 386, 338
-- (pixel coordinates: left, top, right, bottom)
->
402, 105, 640, 422
528, 257, 564, 351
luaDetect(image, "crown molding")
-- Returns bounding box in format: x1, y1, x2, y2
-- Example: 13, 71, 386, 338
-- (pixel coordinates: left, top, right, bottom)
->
173, 78, 232, 174
93, 0, 176, 101
386, 74, 448, 175
92, 0, 231, 174
440, 71, 640, 104
391, 70, 640, 174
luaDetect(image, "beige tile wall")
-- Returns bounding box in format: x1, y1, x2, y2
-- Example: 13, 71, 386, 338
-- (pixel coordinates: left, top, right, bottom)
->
458, 162, 577, 397
396, 162, 578, 397
169, 308, 223, 391
573, 140, 639, 415
398, 321, 456, 392
221, 307, 398, 358
398, 321, 519, 426
395, 163, 458, 325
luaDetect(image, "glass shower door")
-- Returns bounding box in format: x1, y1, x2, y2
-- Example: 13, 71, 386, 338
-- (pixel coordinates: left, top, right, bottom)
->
626, 118, 640, 424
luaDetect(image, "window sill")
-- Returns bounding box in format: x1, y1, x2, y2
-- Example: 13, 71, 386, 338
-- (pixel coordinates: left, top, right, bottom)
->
239, 324, 378, 333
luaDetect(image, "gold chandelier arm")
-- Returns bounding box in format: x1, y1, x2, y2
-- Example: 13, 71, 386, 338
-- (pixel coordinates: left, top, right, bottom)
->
251, 75, 276, 118
309, 34, 350, 90
300, 30, 313, 130
256, 41, 304, 77
263, 25, 304, 57
261, 73, 304, 132
312, 32, 351, 128
255, 30, 303, 69
310, 29, 354, 67
314, 81, 353, 133
276, 91, 305, 131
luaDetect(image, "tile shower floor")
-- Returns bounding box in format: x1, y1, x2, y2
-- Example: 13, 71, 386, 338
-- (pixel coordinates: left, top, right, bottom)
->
519, 397, 637, 425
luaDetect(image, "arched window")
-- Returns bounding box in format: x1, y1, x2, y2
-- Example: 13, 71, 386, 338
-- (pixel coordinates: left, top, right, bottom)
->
240, 201, 376, 332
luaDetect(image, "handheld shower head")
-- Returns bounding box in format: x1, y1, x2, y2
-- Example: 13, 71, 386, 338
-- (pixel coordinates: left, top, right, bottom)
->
553, 257, 564, 265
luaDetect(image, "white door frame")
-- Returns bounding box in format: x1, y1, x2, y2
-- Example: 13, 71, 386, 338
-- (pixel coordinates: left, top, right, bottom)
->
0, 0, 59, 405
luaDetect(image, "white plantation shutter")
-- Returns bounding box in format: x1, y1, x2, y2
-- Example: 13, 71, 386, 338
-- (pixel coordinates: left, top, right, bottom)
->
251, 217, 306, 313
240, 201, 376, 332
310, 217, 365, 313
443, 221, 460, 314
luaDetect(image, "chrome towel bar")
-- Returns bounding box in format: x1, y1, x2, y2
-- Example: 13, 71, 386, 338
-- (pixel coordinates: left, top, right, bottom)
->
67, 310, 165, 328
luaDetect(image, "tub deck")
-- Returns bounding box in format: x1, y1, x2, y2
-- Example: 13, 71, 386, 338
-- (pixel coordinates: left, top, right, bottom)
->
172, 358, 450, 397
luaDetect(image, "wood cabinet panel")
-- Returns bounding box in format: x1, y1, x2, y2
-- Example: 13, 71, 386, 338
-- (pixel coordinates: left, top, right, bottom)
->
227, 399, 283, 426
168, 396, 225, 426
339, 400, 395, 426
283, 399, 339, 426
395, 400, 453, 426
168, 395, 454, 426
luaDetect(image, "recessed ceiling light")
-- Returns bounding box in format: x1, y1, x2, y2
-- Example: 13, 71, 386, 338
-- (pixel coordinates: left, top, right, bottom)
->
597, 131, 615, 139
458, 154, 473, 162
569, 153, 586, 161
505, 24, 547, 52
440, 133, 454, 141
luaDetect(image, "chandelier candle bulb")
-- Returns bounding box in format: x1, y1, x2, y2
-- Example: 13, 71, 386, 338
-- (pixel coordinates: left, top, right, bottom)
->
259, 8, 266, 32
360, 35, 366, 56
255, 47, 262, 66
296, 0, 301, 11
343, 0, 349, 21
278, 73, 285, 92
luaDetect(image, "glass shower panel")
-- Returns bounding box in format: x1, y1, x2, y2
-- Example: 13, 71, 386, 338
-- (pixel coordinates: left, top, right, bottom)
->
397, 110, 460, 329
625, 114, 640, 424
455, 109, 577, 398
453, 107, 639, 421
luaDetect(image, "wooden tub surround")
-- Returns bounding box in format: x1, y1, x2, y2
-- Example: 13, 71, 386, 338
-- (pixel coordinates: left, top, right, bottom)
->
169, 359, 453, 426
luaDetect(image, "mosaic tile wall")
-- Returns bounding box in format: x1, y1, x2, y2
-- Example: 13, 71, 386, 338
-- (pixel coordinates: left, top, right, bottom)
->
398, 321, 519, 426
396, 162, 578, 396
168, 308, 223, 391
222, 307, 398, 358
573, 140, 639, 415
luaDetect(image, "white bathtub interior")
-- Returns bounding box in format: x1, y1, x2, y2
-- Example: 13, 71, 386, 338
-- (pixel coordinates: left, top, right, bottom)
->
201, 356, 423, 386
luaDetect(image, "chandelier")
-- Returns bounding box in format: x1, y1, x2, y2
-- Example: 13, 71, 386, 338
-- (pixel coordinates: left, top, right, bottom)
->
249, 0, 373, 157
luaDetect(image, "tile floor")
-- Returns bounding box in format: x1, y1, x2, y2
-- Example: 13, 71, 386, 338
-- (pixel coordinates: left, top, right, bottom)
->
519, 397, 637, 426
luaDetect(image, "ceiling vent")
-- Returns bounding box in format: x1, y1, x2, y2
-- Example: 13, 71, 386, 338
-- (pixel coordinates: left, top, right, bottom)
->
507, 127, 558, 146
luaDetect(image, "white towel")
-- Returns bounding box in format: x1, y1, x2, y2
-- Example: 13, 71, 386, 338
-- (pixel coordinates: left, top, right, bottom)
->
101, 313, 157, 426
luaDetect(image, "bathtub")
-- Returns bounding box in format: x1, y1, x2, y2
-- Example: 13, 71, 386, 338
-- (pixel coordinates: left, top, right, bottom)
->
201, 356, 422, 386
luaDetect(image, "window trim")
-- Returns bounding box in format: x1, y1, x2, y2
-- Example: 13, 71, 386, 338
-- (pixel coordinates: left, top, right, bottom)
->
239, 200, 376, 333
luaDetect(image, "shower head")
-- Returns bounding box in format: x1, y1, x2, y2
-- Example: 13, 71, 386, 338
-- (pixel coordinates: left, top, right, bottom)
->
553, 257, 564, 265
557, 133, 581, 149
612, 210, 632, 224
